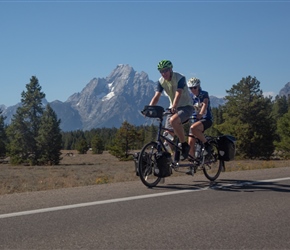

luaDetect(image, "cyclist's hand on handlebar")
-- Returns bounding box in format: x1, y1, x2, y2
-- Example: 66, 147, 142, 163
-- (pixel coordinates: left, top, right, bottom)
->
196, 114, 203, 120
141, 108, 147, 117
170, 107, 177, 114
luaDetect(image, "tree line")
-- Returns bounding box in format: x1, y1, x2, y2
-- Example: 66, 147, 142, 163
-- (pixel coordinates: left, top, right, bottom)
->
0, 75, 290, 165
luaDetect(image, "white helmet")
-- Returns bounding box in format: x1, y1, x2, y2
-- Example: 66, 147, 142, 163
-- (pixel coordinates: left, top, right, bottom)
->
187, 77, 200, 88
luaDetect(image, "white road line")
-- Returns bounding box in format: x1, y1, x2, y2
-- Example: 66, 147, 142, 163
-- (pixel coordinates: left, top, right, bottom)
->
1, 177, 289, 219
0, 188, 208, 219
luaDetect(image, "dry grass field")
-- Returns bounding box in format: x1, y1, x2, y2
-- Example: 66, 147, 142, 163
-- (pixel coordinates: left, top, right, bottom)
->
0, 150, 289, 195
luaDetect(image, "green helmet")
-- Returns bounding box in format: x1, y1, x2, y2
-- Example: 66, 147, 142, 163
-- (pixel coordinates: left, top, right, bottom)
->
157, 60, 173, 70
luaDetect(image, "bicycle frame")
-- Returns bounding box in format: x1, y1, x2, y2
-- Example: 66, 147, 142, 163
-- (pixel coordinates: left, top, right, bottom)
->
155, 116, 199, 170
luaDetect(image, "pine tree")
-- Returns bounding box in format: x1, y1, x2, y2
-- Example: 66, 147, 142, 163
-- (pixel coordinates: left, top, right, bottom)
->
76, 139, 88, 154
272, 95, 288, 121
109, 121, 141, 159
275, 110, 290, 159
37, 104, 62, 165
206, 107, 224, 136
7, 76, 45, 165
91, 134, 105, 154
0, 110, 6, 157
216, 76, 275, 159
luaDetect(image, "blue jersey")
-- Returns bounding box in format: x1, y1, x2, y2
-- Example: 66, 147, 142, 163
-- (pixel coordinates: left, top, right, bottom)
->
189, 89, 212, 121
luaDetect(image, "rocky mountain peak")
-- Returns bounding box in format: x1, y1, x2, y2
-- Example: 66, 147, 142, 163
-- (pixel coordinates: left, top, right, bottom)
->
106, 64, 135, 81
279, 82, 290, 97
3, 64, 286, 132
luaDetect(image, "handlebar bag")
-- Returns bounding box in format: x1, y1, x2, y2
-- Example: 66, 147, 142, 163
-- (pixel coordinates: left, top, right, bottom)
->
142, 105, 165, 119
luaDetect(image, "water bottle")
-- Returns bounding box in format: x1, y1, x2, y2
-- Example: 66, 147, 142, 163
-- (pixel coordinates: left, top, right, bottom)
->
163, 131, 173, 154
195, 143, 201, 158
164, 141, 173, 154
163, 131, 174, 141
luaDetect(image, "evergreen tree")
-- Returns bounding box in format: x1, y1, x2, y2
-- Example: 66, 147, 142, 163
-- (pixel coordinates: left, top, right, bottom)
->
91, 133, 105, 154
109, 121, 141, 159
76, 139, 88, 154
206, 107, 224, 136
272, 95, 288, 121
216, 76, 275, 159
7, 76, 45, 165
274, 110, 290, 159
6, 111, 29, 164
0, 110, 6, 157
37, 104, 62, 165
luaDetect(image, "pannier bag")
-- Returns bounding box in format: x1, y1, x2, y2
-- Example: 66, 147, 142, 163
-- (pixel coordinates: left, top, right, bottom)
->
133, 152, 151, 176
154, 151, 172, 178
217, 135, 236, 161
141, 105, 165, 119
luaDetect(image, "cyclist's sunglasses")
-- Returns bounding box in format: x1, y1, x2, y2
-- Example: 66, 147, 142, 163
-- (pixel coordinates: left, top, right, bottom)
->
190, 87, 198, 90
159, 68, 170, 74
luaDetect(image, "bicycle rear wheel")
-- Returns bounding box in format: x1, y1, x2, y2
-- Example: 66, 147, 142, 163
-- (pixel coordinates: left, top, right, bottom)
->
138, 141, 161, 188
203, 141, 224, 181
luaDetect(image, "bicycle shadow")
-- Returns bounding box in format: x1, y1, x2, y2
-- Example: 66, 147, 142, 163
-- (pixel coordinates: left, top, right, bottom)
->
211, 179, 290, 193
153, 180, 216, 191
154, 179, 290, 193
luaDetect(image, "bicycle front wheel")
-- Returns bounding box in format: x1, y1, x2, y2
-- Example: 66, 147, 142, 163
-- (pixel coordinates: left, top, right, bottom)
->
138, 141, 161, 188
203, 141, 224, 181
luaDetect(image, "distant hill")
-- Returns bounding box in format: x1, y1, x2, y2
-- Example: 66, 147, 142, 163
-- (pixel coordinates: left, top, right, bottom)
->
210, 96, 226, 107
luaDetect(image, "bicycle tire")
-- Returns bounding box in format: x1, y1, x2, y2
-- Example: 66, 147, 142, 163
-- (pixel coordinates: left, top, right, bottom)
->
138, 141, 161, 188
203, 141, 224, 181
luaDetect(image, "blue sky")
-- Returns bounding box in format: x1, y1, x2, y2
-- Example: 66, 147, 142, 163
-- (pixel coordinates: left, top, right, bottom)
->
1, 0, 289, 107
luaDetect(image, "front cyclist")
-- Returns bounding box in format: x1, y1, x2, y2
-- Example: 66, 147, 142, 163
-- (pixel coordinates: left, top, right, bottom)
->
149, 60, 194, 160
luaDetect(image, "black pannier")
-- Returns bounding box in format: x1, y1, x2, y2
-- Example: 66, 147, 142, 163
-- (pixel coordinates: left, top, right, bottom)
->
141, 105, 165, 119
217, 135, 236, 161
154, 152, 172, 178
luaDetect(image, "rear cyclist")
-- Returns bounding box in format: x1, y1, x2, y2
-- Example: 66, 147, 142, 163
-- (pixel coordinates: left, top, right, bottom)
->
187, 77, 213, 158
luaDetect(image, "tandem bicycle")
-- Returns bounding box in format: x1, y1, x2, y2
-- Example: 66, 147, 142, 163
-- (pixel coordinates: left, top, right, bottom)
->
135, 105, 235, 188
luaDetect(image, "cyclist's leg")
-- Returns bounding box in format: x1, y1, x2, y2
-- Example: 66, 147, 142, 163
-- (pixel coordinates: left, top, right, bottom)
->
187, 117, 196, 157
170, 105, 193, 142
170, 113, 186, 143
200, 119, 213, 154
188, 135, 196, 157
190, 120, 206, 143
164, 115, 175, 136
170, 106, 193, 159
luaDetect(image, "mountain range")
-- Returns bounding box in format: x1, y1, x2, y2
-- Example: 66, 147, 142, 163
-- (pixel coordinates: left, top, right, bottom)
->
1, 65, 290, 132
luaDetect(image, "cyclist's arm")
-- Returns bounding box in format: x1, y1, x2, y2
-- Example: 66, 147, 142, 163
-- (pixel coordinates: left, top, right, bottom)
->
149, 92, 161, 105
172, 89, 182, 109
172, 76, 186, 109
149, 81, 163, 105
199, 98, 209, 116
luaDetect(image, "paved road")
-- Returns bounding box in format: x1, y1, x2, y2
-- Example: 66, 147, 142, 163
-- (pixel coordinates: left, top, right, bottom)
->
1, 167, 290, 249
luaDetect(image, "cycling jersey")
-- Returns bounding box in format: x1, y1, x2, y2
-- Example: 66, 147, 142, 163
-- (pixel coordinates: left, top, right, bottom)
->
189, 89, 212, 121
156, 72, 192, 108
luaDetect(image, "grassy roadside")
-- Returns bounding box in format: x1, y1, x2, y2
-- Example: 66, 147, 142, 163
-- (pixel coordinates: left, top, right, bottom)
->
0, 150, 289, 195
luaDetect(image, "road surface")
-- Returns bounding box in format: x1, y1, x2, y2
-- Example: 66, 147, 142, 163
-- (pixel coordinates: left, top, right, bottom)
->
1, 167, 290, 249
